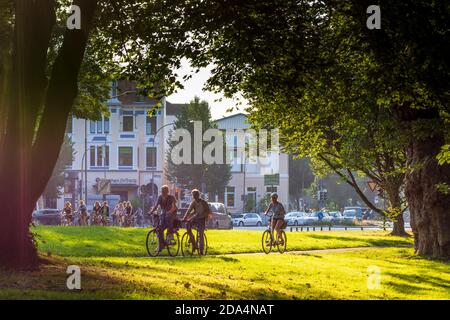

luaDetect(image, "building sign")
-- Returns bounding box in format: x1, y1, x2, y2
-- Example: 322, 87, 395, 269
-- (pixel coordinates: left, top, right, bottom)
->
264, 174, 280, 186
97, 179, 111, 195
110, 178, 137, 185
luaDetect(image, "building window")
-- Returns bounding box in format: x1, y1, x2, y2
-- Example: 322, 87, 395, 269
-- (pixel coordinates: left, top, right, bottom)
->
146, 147, 157, 169
104, 146, 109, 166
96, 119, 103, 133
266, 186, 277, 194
90, 121, 96, 134
111, 80, 118, 98
122, 115, 134, 132
90, 146, 95, 167
89, 145, 110, 168
225, 186, 235, 208
119, 146, 133, 167
146, 116, 157, 135
104, 117, 110, 134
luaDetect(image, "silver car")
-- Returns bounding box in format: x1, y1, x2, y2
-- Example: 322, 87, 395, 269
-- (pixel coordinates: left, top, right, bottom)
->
232, 213, 263, 226
285, 212, 308, 226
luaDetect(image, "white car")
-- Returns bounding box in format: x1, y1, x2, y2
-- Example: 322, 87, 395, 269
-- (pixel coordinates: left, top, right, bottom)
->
285, 212, 308, 226
328, 211, 344, 223
343, 209, 357, 221
232, 213, 263, 226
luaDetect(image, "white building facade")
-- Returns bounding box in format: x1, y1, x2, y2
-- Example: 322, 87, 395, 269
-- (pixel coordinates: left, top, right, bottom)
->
215, 113, 289, 215
59, 80, 180, 210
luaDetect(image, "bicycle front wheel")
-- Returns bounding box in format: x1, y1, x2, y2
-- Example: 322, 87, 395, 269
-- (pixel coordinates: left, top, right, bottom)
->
277, 231, 287, 254
262, 230, 273, 254
146, 229, 160, 257
181, 232, 194, 257
166, 230, 180, 257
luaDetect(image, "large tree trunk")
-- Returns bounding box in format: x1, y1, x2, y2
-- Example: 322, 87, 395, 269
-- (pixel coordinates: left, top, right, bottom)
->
391, 214, 408, 237
0, 0, 98, 270
384, 180, 409, 237
406, 135, 450, 258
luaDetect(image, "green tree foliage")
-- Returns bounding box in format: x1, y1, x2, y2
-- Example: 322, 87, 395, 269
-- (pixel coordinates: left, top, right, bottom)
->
176, 0, 450, 247
165, 97, 232, 198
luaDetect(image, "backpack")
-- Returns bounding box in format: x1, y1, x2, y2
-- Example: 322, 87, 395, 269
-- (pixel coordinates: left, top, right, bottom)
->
198, 199, 211, 219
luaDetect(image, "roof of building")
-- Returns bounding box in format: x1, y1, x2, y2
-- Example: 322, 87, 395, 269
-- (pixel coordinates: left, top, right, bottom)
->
166, 101, 188, 115
214, 113, 247, 122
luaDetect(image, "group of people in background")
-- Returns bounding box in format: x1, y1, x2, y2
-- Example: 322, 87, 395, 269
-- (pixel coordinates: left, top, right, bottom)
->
61, 200, 138, 227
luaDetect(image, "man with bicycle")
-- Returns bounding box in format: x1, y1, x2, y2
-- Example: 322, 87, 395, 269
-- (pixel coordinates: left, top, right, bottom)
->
182, 189, 211, 255
149, 185, 177, 252
264, 193, 286, 245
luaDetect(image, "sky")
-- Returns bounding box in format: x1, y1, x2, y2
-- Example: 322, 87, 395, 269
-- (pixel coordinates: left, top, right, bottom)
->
167, 59, 248, 120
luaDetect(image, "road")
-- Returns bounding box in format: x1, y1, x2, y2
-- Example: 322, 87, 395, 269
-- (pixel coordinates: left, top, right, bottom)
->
234, 223, 412, 232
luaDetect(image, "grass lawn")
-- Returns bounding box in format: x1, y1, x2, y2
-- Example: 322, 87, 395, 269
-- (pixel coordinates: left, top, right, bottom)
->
34, 226, 413, 257
1, 227, 448, 300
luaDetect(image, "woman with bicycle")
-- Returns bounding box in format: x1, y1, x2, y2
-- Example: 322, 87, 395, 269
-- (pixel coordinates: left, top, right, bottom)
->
264, 193, 286, 245
78, 200, 88, 226
62, 201, 73, 226
92, 201, 102, 225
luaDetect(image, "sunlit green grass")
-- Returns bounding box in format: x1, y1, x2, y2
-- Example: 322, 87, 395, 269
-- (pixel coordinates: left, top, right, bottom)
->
2, 227, 447, 300
1, 248, 448, 299
34, 226, 413, 257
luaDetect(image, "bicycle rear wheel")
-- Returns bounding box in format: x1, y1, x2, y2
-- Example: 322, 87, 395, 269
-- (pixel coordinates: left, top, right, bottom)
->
146, 229, 160, 257
277, 231, 287, 254
166, 230, 180, 257
195, 230, 208, 256
181, 232, 194, 256
262, 230, 273, 254
202, 233, 208, 256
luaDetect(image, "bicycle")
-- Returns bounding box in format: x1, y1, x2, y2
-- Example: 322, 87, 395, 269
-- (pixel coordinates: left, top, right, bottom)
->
181, 225, 208, 256
261, 216, 287, 254
145, 215, 180, 257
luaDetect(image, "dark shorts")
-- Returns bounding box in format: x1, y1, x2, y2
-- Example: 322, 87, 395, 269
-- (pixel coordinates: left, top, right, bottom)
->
272, 217, 285, 224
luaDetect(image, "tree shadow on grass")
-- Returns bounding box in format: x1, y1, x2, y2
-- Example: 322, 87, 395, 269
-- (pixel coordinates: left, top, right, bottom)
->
384, 272, 450, 294
305, 234, 412, 247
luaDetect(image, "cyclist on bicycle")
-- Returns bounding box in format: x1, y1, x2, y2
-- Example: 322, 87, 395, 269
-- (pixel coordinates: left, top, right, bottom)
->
78, 200, 88, 226
62, 201, 73, 225
264, 193, 286, 245
149, 185, 177, 252
182, 189, 211, 255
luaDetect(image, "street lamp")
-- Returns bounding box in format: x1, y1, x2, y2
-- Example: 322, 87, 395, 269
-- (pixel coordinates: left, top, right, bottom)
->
149, 121, 176, 205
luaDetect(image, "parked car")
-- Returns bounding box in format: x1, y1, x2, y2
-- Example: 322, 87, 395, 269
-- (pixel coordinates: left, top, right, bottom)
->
32, 208, 62, 225
285, 211, 308, 226
232, 213, 263, 226
343, 209, 358, 221
305, 212, 320, 224
208, 202, 233, 229
328, 211, 344, 223
343, 206, 363, 220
